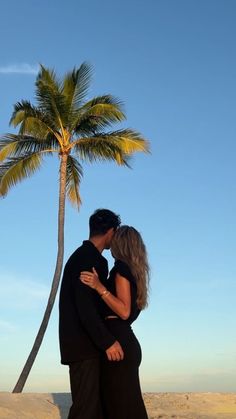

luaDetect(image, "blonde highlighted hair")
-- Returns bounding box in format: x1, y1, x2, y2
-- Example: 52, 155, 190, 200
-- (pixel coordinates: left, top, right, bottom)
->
111, 226, 150, 309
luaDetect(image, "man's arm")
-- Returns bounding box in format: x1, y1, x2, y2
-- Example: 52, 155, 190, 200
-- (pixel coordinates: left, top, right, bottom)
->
74, 278, 124, 360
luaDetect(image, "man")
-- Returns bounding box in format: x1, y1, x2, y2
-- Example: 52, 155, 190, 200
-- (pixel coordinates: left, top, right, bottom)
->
59, 209, 124, 419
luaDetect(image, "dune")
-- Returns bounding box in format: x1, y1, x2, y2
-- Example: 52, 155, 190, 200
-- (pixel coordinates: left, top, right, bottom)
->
0, 392, 236, 418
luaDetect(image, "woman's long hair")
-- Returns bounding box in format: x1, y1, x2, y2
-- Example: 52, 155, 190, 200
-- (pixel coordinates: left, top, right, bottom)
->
111, 226, 150, 309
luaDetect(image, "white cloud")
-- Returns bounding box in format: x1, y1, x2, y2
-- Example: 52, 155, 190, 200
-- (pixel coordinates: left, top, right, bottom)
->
0, 63, 39, 75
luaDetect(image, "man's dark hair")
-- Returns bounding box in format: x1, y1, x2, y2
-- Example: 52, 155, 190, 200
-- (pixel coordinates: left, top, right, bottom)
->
89, 209, 121, 237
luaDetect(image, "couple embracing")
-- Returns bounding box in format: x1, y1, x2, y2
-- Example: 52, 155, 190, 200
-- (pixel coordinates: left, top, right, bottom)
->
59, 209, 150, 419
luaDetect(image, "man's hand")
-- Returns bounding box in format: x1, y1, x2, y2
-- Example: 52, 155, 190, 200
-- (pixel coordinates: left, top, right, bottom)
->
106, 340, 124, 361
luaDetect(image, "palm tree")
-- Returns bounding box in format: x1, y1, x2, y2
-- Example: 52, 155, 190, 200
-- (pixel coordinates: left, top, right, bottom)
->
0, 63, 149, 393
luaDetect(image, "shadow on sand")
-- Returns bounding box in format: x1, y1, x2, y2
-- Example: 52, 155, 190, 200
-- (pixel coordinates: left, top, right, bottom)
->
52, 393, 71, 419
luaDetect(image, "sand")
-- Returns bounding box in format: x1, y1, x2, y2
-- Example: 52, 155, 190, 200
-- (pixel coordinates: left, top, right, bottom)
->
0, 392, 236, 418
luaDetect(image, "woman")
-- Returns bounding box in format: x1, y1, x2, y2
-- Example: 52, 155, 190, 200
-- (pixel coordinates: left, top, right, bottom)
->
80, 225, 149, 419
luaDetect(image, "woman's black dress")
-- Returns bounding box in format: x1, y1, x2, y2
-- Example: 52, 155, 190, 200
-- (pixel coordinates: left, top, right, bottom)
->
100, 260, 148, 419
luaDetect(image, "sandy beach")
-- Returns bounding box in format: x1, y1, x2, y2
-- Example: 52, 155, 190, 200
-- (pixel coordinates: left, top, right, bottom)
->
0, 392, 236, 418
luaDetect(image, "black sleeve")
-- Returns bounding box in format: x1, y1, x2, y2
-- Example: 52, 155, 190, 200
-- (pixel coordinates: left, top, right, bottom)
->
73, 272, 116, 351
114, 260, 136, 284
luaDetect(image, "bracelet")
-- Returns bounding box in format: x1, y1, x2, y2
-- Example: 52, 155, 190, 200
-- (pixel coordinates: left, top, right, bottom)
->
100, 289, 110, 298
100, 288, 108, 297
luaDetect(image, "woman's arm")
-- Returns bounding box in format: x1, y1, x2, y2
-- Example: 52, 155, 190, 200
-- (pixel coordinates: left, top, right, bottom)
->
80, 269, 131, 320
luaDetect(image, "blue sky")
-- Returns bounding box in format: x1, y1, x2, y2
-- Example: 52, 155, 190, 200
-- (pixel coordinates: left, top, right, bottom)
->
0, 0, 236, 392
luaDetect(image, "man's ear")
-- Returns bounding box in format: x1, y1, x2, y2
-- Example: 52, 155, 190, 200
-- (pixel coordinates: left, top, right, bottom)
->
104, 228, 115, 246
107, 227, 115, 237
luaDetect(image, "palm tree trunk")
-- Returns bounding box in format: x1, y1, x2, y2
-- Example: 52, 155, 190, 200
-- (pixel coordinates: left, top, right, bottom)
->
12, 153, 68, 393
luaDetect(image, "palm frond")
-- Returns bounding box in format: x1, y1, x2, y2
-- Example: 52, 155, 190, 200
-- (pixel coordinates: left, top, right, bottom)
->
36, 65, 60, 94
10, 101, 38, 126
10, 100, 57, 136
66, 156, 83, 208
73, 129, 149, 166
62, 62, 92, 111
82, 95, 124, 109
75, 141, 129, 166
0, 134, 59, 162
73, 95, 124, 134
35, 66, 67, 131
0, 152, 44, 197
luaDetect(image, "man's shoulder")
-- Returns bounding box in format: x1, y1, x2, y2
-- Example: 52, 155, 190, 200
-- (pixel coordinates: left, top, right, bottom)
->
66, 240, 105, 268
66, 241, 88, 265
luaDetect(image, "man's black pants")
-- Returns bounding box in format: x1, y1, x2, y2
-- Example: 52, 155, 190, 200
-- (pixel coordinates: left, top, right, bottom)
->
68, 358, 103, 419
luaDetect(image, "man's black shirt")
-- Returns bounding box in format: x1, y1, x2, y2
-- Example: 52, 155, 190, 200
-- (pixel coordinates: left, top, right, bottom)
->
59, 240, 116, 364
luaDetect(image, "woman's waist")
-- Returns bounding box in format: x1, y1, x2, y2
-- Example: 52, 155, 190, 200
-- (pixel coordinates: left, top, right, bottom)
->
103, 319, 140, 353
104, 316, 134, 335
105, 315, 132, 324
105, 315, 119, 320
